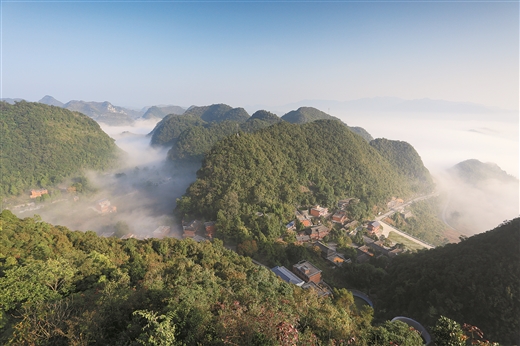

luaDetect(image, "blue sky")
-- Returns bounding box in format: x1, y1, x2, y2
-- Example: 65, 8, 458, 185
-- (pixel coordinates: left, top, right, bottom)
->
1, 1, 518, 110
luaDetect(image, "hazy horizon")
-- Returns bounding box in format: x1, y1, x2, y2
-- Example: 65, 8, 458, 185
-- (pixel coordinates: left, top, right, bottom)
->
2, 1, 518, 110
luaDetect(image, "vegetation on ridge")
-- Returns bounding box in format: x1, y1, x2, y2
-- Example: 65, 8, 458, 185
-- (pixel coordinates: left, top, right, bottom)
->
177, 120, 433, 243
0, 101, 120, 197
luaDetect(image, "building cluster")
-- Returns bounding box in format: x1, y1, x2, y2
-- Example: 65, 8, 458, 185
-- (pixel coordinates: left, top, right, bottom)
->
182, 219, 217, 242
272, 260, 332, 297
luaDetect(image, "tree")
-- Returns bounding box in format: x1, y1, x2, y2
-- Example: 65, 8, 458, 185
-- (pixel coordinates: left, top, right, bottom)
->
431, 316, 467, 346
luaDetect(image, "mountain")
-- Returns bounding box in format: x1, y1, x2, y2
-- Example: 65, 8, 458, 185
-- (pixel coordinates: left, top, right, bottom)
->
38, 95, 64, 107
149, 104, 250, 147
272, 97, 516, 115
0, 101, 120, 197
63, 100, 139, 125
0, 98, 25, 104
281, 107, 373, 141
185, 104, 250, 123
176, 119, 434, 242
370, 138, 434, 193
281, 106, 341, 124
375, 218, 520, 345
449, 159, 518, 185
141, 105, 186, 120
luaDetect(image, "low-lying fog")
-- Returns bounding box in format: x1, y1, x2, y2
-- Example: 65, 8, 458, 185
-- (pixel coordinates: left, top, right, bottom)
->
14, 119, 199, 239
12, 111, 519, 240
339, 111, 519, 235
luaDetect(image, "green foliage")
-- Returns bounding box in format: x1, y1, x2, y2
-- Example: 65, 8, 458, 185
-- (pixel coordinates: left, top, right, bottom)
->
0, 209, 441, 345
362, 320, 424, 345
370, 138, 434, 193
390, 197, 448, 246
0, 101, 120, 197
177, 120, 433, 244
375, 218, 520, 345
431, 316, 466, 346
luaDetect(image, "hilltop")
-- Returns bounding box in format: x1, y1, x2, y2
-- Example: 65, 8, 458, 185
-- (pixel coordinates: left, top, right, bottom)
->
449, 159, 518, 185
150, 104, 374, 161
177, 120, 433, 242
0, 101, 120, 197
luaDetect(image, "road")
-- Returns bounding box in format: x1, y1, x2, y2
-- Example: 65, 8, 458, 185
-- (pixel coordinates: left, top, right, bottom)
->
375, 192, 438, 250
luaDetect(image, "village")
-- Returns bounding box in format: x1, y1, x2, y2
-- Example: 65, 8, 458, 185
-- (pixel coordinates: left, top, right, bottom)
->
172, 197, 419, 299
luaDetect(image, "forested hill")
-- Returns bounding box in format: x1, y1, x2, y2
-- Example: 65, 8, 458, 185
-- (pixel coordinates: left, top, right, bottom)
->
370, 138, 434, 193
376, 217, 520, 345
177, 120, 434, 242
141, 105, 186, 120
449, 159, 518, 185
149, 103, 249, 146
281, 107, 373, 141
0, 101, 120, 197
0, 209, 431, 345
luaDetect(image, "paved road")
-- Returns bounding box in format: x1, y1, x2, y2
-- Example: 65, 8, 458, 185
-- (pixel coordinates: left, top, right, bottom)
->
376, 192, 438, 250
379, 220, 434, 249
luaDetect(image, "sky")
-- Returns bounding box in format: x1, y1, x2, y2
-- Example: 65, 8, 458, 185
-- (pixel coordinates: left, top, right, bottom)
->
1, 0, 519, 110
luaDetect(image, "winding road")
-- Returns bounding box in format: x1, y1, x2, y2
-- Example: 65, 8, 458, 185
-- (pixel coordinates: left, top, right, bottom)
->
375, 192, 438, 250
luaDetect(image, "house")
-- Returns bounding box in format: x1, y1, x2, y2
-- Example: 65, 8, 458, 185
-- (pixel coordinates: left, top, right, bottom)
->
120, 233, 136, 240
96, 199, 117, 214
310, 205, 328, 218
301, 281, 332, 297
153, 226, 170, 239
367, 221, 381, 235
295, 210, 312, 227
272, 266, 305, 286
292, 260, 322, 283
332, 211, 347, 224
204, 221, 216, 238
30, 189, 48, 199
356, 245, 374, 263
315, 241, 351, 266
367, 240, 390, 256
183, 220, 202, 238
388, 247, 404, 258
306, 225, 330, 240
296, 233, 311, 243
315, 241, 335, 259
286, 221, 296, 231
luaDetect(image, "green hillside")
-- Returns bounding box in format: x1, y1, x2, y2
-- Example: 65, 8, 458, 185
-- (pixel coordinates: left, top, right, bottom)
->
0, 209, 432, 345
281, 107, 373, 141
0, 101, 120, 197
149, 104, 249, 147
370, 138, 434, 193
281, 106, 340, 124
375, 217, 520, 345
177, 120, 434, 242
167, 112, 282, 161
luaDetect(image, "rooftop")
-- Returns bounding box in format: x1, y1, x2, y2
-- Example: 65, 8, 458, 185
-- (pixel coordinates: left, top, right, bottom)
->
272, 266, 305, 286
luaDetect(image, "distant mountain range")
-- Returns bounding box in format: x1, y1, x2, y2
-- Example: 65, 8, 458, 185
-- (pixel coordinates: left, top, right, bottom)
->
256, 97, 517, 120
35, 96, 187, 126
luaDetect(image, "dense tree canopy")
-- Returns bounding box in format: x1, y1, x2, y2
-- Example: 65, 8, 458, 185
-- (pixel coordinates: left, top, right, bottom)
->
0, 210, 437, 345
375, 218, 520, 345
0, 101, 120, 197
177, 120, 433, 243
